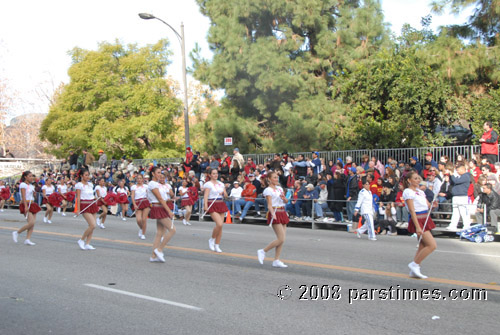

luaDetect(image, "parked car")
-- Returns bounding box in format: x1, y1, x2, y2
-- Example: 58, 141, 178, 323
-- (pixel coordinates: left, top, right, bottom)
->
434, 125, 475, 145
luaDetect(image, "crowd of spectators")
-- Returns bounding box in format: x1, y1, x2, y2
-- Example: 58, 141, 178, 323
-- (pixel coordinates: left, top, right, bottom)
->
1, 122, 499, 234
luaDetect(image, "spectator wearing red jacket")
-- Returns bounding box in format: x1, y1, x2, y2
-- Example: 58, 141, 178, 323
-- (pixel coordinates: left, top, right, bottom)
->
343, 156, 353, 176
185, 147, 193, 164
239, 181, 257, 222
244, 158, 256, 175
479, 121, 498, 164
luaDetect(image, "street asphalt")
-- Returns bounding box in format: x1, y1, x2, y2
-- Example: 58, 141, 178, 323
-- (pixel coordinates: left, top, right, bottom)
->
1, 209, 499, 335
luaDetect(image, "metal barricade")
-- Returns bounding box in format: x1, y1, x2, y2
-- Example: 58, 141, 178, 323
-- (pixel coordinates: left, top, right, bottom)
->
86, 143, 496, 173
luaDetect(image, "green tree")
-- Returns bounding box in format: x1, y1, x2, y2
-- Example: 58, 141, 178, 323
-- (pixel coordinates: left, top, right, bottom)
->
193, 0, 390, 153
338, 46, 460, 148
469, 86, 500, 136
431, 0, 500, 46
40, 40, 182, 158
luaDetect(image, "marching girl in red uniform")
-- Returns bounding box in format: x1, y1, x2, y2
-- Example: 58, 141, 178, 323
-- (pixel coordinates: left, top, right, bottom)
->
257, 171, 290, 268
403, 171, 437, 279
41, 178, 55, 224
131, 174, 150, 240
114, 179, 130, 221
159, 173, 176, 216
179, 179, 193, 226
0, 180, 8, 212
95, 178, 108, 229
147, 167, 176, 262
75, 169, 99, 250
12, 171, 41, 245
57, 178, 68, 216
203, 168, 228, 253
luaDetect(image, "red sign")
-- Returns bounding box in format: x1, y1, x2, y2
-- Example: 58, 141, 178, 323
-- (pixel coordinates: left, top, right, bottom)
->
224, 137, 233, 146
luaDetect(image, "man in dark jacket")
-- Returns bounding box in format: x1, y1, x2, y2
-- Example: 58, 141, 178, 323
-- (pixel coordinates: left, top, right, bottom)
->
305, 167, 317, 186
68, 150, 79, 170
311, 151, 322, 175
249, 173, 265, 217
286, 180, 306, 219
410, 156, 423, 175
293, 154, 309, 178
475, 184, 500, 233
438, 173, 452, 214
269, 153, 283, 173
346, 167, 359, 223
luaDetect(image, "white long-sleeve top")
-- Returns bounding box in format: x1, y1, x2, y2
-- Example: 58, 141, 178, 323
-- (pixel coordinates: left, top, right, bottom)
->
354, 188, 374, 215
283, 162, 293, 177
229, 187, 243, 200
378, 205, 397, 221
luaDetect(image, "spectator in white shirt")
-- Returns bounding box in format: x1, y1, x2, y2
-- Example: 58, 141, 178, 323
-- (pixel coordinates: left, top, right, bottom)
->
226, 181, 245, 215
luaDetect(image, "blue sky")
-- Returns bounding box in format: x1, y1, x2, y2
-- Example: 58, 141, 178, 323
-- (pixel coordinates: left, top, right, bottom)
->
0, 0, 472, 121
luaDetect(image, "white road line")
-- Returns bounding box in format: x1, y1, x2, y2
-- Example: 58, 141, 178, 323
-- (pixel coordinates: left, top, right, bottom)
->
84, 284, 203, 311
436, 250, 500, 258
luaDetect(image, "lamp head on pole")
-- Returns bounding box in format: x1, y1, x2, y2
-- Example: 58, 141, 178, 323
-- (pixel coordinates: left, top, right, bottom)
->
138, 13, 156, 20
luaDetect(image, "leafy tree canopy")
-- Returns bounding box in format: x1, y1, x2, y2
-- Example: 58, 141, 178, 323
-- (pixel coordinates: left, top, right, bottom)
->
192, 0, 500, 152
40, 40, 182, 159
431, 0, 500, 46
193, 0, 390, 153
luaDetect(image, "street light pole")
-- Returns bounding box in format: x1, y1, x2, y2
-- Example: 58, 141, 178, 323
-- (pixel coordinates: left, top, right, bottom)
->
138, 13, 190, 148
180, 23, 190, 149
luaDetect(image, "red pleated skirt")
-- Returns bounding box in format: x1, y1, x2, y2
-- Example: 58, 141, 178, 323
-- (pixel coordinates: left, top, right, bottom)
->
19, 202, 41, 215
181, 198, 194, 207
135, 198, 151, 210
42, 198, 48, 205
117, 194, 129, 204
80, 199, 99, 214
267, 208, 289, 225
97, 199, 106, 207
408, 212, 436, 234
206, 200, 228, 214
149, 203, 171, 219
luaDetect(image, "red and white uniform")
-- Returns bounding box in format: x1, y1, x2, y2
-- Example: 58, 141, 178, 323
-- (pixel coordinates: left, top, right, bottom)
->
179, 186, 193, 207
403, 188, 435, 233
131, 184, 150, 210
0, 184, 10, 201
19, 182, 41, 215
147, 181, 172, 219
41, 185, 55, 205
58, 184, 68, 195
204, 181, 228, 214
114, 186, 129, 204
95, 185, 107, 206
76, 182, 98, 214
204, 181, 225, 200
95, 185, 107, 199
147, 181, 170, 203
42, 185, 55, 196
263, 186, 289, 224
20, 182, 35, 201
115, 186, 128, 196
